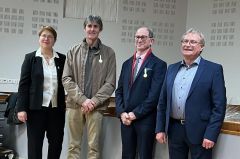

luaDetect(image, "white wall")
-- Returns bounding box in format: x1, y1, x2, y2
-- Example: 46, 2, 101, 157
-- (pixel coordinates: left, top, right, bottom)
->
213, 133, 240, 159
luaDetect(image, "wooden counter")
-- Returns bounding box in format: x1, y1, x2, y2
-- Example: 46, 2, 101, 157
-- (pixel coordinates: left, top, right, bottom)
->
2, 94, 240, 136
102, 97, 116, 117
0, 93, 10, 103
103, 98, 240, 136
221, 121, 240, 136
221, 105, 240, 136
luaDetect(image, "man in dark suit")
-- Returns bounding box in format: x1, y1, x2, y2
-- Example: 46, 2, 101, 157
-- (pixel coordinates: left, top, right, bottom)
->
156, 28, 226, 159
115, 27, 167, 159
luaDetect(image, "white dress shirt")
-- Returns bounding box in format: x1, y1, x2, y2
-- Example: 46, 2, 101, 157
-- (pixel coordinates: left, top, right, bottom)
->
36, 48, 59, 107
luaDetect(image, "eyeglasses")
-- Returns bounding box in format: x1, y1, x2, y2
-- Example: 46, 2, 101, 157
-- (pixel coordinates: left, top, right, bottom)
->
40, 34, 54, 39
181, 39, 201, 46
135, 35, 152, 41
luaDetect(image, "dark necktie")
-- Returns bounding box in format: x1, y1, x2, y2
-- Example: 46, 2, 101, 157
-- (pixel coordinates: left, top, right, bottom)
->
133, 56, 141, 80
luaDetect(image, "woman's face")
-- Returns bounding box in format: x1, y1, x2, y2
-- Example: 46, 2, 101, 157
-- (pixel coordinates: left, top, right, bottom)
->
39, 30, 55, 49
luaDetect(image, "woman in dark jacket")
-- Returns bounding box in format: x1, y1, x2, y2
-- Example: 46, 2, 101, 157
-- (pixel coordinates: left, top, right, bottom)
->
16, 26, 66, 159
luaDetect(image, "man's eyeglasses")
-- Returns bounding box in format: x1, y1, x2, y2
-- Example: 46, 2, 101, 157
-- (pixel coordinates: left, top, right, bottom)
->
181, 39, 201, 46
135, 35, 152, 41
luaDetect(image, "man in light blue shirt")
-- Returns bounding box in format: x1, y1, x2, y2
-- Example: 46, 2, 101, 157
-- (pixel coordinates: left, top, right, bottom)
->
156, 28, 226, 159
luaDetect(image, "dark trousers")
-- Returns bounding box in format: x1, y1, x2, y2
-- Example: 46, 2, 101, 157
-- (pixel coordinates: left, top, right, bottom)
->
121, 120, 155, 159
27, 106, 65, 159
168, 119, 212, 159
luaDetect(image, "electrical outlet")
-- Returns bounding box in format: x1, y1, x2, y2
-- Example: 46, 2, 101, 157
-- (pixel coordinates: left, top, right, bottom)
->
0, 78, 19, 92
13, 79, 19, 84
0, 78, 7, 83
7, 79, 13, 84
0, 78, 19, 84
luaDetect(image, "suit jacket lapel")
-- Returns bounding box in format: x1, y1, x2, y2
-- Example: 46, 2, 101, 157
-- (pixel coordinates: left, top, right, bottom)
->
168, 62, 182, 101
35, 56, 43, 72
187, 58, 205, 98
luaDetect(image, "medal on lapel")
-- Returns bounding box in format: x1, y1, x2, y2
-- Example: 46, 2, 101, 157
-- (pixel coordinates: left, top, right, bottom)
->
143, 68, 147, 78
99, 55, 103, 63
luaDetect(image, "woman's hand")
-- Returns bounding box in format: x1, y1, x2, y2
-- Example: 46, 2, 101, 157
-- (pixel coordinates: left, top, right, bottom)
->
17, 111, 27, 123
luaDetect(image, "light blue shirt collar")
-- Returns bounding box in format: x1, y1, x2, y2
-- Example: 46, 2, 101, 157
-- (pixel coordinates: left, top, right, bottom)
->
181, 56, 201, 67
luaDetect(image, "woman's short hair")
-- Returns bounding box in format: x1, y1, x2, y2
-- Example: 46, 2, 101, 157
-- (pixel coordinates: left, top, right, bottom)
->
38, 25, 57, 42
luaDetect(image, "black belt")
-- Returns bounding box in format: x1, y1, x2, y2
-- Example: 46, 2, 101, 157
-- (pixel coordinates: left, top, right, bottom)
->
170, 117, 185, 125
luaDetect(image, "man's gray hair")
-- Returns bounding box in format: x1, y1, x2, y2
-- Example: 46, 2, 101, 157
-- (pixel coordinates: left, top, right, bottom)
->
147, 28, 154, 38
83, 15, 103, 31
182, 28, 205, 46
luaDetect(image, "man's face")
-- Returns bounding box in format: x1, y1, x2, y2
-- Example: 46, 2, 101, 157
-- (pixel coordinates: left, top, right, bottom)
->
135, 28, 153, 53
181, 33, 204, 59
84, 22, 101, 41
